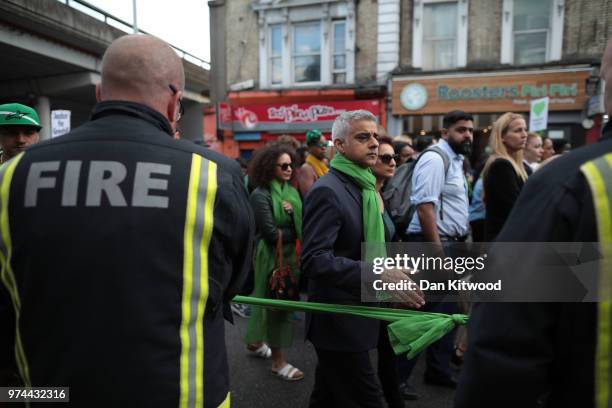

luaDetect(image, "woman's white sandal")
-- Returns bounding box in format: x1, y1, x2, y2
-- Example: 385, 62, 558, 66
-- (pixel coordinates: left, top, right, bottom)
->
271, 363, 304, 381
247, 344, 271, 359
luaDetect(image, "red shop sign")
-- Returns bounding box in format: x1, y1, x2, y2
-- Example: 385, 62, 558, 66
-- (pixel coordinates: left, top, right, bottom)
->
230, 99, 380, 132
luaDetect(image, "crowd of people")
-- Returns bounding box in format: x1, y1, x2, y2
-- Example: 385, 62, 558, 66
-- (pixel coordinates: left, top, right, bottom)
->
229, 106, 585, 407
0, 33, 611, 408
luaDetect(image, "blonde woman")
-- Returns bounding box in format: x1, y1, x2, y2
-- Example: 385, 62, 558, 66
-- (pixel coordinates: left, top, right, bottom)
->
482, 112, 529, 241
523, 132, 543, 172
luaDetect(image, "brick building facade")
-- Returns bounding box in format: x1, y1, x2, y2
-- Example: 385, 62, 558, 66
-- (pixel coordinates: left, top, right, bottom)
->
208, 0, 388, 158
389, 0, 611, 155
207, 0, 611, 157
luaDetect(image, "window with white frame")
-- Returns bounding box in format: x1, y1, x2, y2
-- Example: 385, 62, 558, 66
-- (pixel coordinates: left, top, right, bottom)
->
269, 25, 283, 85
293, 22, 322, 83
501, 0, 564, 64
413, 0, 468, 71
423, 2, 458, 70
256, 1, 356, 89
513, 0, 551, 64
332, 20, 347, 84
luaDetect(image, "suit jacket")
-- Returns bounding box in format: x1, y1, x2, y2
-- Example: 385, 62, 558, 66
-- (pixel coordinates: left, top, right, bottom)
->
301, 168, 380, 352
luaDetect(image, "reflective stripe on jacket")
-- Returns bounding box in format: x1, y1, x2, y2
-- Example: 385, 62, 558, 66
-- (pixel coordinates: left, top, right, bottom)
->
582, 153, 612, 408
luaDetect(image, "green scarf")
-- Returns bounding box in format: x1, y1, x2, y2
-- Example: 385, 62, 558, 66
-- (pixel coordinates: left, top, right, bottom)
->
234, 296, 467, 359
330, 154, 385, 259
269, 179, 302, 239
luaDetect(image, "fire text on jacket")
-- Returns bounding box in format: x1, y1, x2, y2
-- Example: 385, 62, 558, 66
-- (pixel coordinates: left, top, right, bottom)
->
24, 160, 172, 208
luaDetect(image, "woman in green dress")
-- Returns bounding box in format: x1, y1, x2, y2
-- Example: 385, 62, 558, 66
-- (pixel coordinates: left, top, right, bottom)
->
245, 145, 304, 381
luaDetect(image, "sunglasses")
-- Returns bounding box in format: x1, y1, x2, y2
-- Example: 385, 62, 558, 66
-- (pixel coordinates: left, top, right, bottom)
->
168, 84, 185, 121
277, 163, 293, 171
317, 142, 327, 148
379, 154, 400, 164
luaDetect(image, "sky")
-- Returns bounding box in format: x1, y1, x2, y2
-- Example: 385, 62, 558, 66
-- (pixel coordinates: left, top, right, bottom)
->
64, 0, 210, 65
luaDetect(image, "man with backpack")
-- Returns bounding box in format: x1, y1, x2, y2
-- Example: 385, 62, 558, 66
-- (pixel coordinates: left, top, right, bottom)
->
389, 110, 473, 397
403, 110, 473, 244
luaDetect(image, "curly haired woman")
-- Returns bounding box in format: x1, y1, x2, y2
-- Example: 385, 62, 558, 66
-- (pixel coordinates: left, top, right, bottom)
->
244, 144, 304, 381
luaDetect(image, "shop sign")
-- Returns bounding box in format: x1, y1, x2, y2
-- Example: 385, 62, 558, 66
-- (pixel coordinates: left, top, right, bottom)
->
392, 70, 591, 115
229, 99, 380, 132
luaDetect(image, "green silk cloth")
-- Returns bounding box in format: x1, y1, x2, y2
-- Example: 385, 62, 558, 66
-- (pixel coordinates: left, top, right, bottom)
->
330, 154, 385, 260
234, 296, 468, 359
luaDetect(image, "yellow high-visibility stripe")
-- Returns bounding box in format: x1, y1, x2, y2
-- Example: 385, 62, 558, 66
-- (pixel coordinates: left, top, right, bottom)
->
0, 157, 21, 309
179, 154, 217, 408
217, 392, 230, 408
582, 155, 612, 408
180, 155, 201, 408
606, 154, 612, 180
194, 161, 217, 408
0, 224, 25, 377
0, 153, 31, 387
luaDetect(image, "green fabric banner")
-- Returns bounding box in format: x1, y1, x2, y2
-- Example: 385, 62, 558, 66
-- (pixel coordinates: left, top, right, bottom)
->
233, 296, 468, 359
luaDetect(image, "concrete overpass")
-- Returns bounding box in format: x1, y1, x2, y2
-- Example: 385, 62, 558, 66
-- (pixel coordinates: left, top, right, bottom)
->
0, 0, 210, 140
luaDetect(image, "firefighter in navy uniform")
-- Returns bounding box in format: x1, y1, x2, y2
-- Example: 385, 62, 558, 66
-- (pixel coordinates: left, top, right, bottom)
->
0, 35, 254, 407
456, 40, 612, 408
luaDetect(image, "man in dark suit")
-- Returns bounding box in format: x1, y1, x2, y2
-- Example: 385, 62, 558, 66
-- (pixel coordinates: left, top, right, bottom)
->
301, 110, 424, 407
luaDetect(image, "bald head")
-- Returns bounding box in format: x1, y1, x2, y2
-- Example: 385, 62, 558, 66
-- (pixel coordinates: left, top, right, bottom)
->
99, 35, 185, 110
602, 39, 612, 116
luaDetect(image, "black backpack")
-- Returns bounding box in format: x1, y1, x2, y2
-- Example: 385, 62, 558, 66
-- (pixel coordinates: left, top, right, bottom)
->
382, 146, 450, 232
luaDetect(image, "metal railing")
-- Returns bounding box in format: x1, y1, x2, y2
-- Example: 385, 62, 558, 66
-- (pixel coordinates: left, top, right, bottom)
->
60, 0, 211, 70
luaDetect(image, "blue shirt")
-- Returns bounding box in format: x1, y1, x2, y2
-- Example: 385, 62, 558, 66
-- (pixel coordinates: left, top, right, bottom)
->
407, 139, 470, 236
468, 177, 486, 222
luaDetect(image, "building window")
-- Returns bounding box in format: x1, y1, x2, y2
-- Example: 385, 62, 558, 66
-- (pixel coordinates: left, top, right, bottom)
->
423, 2, 458, 70
262, 19, 351, 87
256, 1, 356, 88
332, 21, 347, 84
513, 0, 551, 64
270, 25, 283, 85
292, 22, 321, 83
412, 0, 468, 70
501, 0, 563, 64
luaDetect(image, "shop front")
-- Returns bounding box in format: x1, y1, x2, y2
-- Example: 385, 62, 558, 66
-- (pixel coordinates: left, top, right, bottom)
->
388, 67, 596, 162
212, 89, 386, 159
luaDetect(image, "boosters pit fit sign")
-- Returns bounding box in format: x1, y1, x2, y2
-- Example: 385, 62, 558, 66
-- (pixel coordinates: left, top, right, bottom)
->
392, 69, 590, 115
